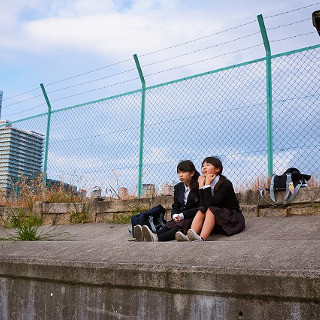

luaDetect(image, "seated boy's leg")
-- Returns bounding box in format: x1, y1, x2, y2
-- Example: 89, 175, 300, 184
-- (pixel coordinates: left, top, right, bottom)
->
190, 210, 205, 234
200, 209, 215, 240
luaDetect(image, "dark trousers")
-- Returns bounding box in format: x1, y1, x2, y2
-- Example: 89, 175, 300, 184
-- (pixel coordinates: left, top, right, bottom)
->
156, 224, 181, 241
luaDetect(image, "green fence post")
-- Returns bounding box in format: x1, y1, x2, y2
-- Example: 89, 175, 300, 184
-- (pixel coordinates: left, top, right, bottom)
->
40, 83, 52, 187
258, 14, 273, 177
133, 54, 146, 197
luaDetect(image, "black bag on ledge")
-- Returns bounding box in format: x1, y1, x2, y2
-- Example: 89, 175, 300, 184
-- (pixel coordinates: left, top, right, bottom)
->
130, 204, 167, 237
260, 168, 311, 207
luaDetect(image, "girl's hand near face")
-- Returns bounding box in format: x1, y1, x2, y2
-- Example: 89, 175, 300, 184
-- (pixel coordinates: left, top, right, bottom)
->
198, 176, 206, 188
205, 174, 216, 185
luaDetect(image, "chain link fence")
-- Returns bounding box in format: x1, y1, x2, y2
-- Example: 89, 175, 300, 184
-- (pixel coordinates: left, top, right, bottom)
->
272, 47, 320, 180
1, 45, 319, 197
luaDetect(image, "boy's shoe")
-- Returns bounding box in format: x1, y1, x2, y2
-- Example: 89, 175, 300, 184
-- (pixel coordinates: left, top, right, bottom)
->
175, 231, 190, 242
187, 229, 203, 241
142, 225, 158, 242
134, 225, 144, 241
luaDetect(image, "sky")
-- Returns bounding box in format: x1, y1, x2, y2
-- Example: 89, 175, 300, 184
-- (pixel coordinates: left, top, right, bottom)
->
1, 0, 319, 118
0, 0, 319, 194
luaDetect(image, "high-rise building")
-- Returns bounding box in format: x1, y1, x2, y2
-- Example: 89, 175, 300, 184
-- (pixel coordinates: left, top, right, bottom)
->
158, 183, 174, 196
142, 184, 156, 198
0, 90, 3, 118
91, 186, 102, 198
118, 187, 129, 200
0, 120, 44, 191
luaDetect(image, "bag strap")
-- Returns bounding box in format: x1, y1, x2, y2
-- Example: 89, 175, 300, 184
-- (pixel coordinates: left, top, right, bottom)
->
148, 216, 157, 233
269, 174, 276, 202
283, 173, 293, 203
260, 189, 278, 206
285, 180, 303, 205
260, 173, 303, 206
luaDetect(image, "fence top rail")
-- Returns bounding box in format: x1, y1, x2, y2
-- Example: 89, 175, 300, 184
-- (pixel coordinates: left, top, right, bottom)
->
2, 43, 320, 128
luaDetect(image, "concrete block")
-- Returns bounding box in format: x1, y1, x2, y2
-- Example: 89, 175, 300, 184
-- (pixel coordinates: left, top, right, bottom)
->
240, 205, 259, 217
55, 213, 71, 225
258, 187, 319, 206
259, 207, 288, 217
311, 187, 320, 202
32, 201, 43, 219
42, 214, 56, 226
287, 205, 320, 216
96, 212, 114, 223
237, 189, 260, 205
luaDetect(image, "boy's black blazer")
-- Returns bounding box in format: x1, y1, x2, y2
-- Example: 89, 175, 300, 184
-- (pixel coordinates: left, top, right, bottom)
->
171, 182, 199, 219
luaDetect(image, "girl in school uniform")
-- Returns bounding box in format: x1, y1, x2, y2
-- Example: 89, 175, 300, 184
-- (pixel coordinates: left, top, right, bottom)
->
176, 156, 245, 241
135, 160, 200, 242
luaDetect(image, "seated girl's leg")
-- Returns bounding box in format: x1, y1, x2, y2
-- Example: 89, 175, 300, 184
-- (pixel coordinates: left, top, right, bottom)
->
156, 226, 170, 235
190, 210, 205, 234
157, 224, 181, 241
200, 209, 215, 240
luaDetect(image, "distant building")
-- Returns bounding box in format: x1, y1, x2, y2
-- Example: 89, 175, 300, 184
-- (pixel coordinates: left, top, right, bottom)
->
0, 91, 3, 118
0, 120, 44, 191
158, 183, 174, 196
142, 184, 156, 198
78, 189, 87, 199
118, 187, 129, 200
91, 186, 101, 198
47, 179, 77, 193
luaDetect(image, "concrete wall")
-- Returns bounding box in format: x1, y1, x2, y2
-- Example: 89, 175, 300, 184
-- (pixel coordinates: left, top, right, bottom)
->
1, 187, 319, 226
0, 260, 319, 320
36, 187, 320, 225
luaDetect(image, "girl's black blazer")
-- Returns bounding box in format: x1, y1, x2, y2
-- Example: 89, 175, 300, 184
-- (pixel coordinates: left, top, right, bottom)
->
199, 176, 240, 210
171, 182, 200, 219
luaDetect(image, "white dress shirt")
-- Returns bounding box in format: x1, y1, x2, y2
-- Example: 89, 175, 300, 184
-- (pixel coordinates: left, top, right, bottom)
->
202, 175, 220, 195
172, 184, 190, 221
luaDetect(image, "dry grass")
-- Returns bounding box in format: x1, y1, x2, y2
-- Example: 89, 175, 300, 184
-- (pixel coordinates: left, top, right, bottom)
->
0, 174, 84, 211
236, 174, 319, 192
235, 176, 270, 192
308, 174, 320, 188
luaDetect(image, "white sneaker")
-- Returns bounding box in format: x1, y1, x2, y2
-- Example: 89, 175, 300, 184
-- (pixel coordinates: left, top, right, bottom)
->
134, 225, 144, 241
175, 231, 190, 242
142, 225, 158, 242
187, 229, 203, 241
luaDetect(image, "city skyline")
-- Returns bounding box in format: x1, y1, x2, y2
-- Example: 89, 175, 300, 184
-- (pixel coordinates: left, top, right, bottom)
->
0, 120, 44, 191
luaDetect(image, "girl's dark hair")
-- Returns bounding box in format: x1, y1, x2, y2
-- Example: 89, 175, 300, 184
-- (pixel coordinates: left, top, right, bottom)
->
177, 160, 200, 192
202, 157, 223, 175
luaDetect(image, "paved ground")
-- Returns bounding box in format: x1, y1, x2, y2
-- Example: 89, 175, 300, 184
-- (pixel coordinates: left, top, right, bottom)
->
0, 216, 319, 273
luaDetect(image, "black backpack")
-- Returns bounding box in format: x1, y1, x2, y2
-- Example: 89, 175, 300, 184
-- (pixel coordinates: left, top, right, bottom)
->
260, 168, 311, 206
130, 204, 167, 237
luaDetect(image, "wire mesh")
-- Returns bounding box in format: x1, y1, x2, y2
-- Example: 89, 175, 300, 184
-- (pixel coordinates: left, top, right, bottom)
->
143, 60, 267, 192
2, 45, 319, 197
46, 92, 142, 197
272, 47, 320, 179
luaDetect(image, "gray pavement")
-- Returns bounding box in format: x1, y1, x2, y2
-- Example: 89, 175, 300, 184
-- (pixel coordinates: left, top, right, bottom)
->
0, 216, 319, 273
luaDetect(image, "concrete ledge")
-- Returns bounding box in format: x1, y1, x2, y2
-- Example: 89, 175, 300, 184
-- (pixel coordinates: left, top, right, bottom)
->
0, 259, 319, 301
0, 217, 319, 319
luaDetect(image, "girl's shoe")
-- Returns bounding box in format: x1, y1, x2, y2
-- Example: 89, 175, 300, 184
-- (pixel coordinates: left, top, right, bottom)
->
175, 231, 190, 242
187, 229, 203, 241
142, 225, 158, 242
134, 225, 144, 241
